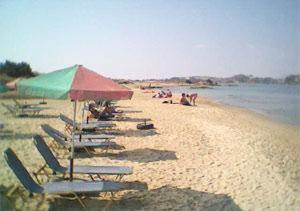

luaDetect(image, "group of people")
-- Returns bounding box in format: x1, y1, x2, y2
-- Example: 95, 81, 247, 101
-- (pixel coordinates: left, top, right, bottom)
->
152, 89, 172, 98
88, 102, 122, 121
180, 93, 198, 106
152, 89, 198, 106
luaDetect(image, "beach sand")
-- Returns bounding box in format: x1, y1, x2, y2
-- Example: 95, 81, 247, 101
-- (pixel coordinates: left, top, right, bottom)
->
0, 90, 299, 210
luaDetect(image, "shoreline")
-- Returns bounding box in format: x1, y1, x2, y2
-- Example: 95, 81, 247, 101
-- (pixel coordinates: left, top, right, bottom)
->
198, 94, 300, 128
0, 89, 299, 210
135, 83, 300, 127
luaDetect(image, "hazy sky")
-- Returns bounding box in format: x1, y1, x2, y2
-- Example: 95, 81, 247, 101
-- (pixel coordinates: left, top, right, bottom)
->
0, 0, 299, 79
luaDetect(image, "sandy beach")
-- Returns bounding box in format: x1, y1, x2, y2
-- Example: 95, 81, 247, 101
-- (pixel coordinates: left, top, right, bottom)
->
0, 89, 299, 210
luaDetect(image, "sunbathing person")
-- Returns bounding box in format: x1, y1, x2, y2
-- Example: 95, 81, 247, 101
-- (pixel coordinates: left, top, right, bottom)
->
103, 102, 123, 114
166, 89, 172, 98
88, 103, 114, 121
152, 91, 164, 98
180, 93, 191, 106
186, 93, 198, 106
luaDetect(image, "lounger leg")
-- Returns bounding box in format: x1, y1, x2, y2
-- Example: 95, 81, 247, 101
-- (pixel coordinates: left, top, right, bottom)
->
102, 147, 109, 154
83, 147, 91, 156
33, 172, 41, 184
42, 168, 50, 182
115, 175, 123, 181
65, 124, 72, 135
89, 174, 95, 181
110, 192, 115, 199
72, 193, 86, 209
6, 184, 19, 198
6, 184, 29, 209
33, 163, 48, 184
97, 174, 104, 181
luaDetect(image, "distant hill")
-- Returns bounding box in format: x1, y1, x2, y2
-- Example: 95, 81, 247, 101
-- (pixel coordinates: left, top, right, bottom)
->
284, 75, 300, 85
159, 74, 300, 85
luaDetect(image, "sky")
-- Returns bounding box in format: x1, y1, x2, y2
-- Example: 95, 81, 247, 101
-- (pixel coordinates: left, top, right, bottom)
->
0, 0, 299, 79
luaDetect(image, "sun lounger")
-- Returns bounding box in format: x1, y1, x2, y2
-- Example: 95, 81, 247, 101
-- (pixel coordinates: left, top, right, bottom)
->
18, 107, 46, 115
59, 114, 115, 133
12, 99, 44, 108
74, 132, 115, 140
13, 99, 31, 108
2, 102, 47, 117
1, 103, 17, 115
84, 105, 125, 115
41, 124, 115, 141
4, 148, 143, 208
33, 135, 132, 181
41, 124, 124, 155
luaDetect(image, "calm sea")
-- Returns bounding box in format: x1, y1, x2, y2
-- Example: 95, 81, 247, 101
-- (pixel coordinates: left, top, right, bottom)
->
164, 84, 300, 125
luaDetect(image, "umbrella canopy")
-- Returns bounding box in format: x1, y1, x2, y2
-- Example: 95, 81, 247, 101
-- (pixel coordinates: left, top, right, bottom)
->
0, 82, 8, 93
17, 65, 133, 100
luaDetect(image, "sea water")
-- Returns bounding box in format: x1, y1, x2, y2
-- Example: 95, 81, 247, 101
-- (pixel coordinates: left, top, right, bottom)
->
164, 84, 300, 125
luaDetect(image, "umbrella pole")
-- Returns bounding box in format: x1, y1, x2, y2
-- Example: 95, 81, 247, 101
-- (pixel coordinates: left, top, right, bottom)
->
81, 101, 85, 125
70, 100, 77, 181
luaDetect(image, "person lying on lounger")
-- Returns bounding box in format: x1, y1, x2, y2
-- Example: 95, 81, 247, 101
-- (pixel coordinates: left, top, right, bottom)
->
152, 90, 171, 98
88, 103, 114, 120
166, 89, 172, 98
180, 93, 191, 106
103, 102, 123, 114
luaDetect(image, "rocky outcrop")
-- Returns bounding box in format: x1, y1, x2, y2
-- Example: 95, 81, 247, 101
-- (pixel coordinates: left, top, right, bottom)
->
284, 75, 300, 85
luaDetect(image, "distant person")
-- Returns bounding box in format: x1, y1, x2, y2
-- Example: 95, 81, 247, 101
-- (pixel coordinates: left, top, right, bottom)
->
166, 89, 172, 98
186, 93, 198, 106
160, 90, 166, 97
152, 90, 165, 98
180, 93, 191, 106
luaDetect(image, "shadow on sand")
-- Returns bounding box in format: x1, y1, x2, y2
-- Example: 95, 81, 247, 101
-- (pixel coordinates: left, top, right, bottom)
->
105, 129, 159, 137
0, 131, 37, 140
122, 110, 142, 114
115, 117, 152, 123
75, 148, 176, 162
15, 114, 58, 119
49, 186, 242, 211
109, 148, 177, 163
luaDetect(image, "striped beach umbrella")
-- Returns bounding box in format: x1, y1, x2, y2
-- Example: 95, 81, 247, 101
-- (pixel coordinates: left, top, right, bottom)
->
17, 64, 133, 180
17, 65, 133, 100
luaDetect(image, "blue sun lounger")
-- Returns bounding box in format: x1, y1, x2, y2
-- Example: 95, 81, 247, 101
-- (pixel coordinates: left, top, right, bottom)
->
42, 122, 115, 141
4, 148, 144, 208
41, 124, 124, 155
59, 113, 116, 131
33, 135, 132, 181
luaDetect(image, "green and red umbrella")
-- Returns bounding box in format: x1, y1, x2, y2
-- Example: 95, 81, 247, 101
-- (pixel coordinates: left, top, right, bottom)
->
17, 64, 133, 100
17, 64, 133, 180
